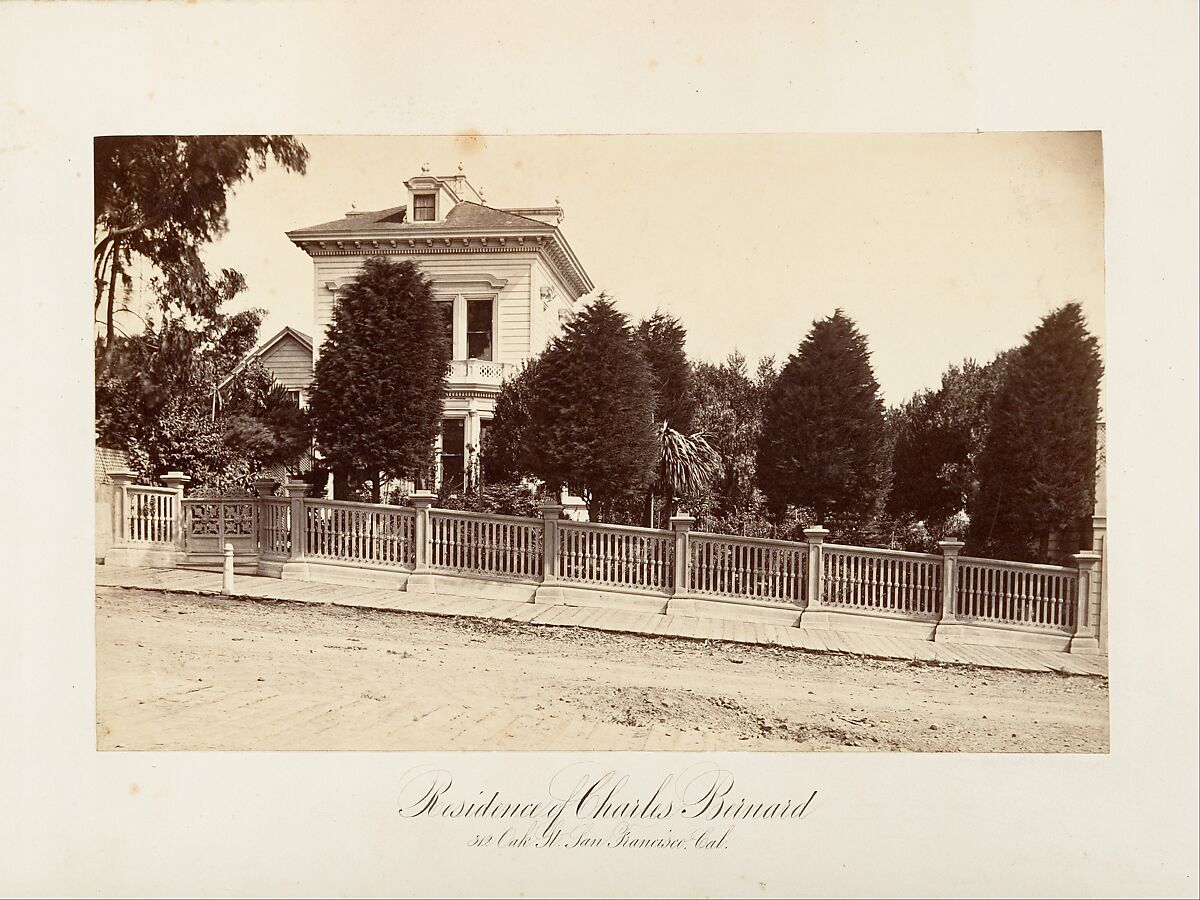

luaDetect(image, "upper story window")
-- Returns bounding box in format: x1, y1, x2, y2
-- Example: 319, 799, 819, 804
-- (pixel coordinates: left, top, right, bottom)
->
285, 389, 303, 408
413, 193, 436, 221
466, 298, 493, 361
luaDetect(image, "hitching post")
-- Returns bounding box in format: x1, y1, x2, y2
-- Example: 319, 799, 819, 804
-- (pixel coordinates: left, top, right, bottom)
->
222, 542, 235, 594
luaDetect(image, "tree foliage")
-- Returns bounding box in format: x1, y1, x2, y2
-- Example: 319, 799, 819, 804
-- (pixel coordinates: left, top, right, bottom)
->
887, 354, 1010, 533
480, 357, 543, 484
525, 294, 659, 521
95, 269, 311, 493
636, 311, 696, 431
756, 310, 891, 530
93, 135, 308, 347
968, 303, 1102, 561
691, 351, 776, 517
307, 258, 450, 501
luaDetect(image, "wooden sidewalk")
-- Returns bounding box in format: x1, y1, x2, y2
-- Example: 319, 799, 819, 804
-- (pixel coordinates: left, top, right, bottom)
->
95, 565, 1109, 678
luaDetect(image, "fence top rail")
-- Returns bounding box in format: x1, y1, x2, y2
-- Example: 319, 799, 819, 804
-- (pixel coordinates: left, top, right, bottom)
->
823, 542, 942, 563
303, 498, 417, 515
957, 555, 1077, 576
690, 530, 809, 553
182, 495, 254, 504
429, 507, 543, 527
559, 519, 673, 539
129, 485, 179, 496
259, 497, 290, 506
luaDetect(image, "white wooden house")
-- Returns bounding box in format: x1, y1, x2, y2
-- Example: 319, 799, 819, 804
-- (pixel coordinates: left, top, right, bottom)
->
218, 326, 315, 409
286, 169, 594, 489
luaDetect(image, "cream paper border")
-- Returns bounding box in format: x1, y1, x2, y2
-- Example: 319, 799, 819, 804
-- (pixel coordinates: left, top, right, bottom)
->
1, 1, 1197, 897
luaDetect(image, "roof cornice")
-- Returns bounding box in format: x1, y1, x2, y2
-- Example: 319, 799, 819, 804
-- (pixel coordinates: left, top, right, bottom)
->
286, 228, 593, 299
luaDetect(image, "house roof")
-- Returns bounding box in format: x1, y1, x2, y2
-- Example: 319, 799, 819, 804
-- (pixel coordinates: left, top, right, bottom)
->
217, 326, 313, 392
287, 201, 556, 237
287, 199, 593, 298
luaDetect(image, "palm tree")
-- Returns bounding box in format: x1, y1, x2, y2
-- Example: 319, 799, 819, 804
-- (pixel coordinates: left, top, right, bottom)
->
647, 422, 723, 526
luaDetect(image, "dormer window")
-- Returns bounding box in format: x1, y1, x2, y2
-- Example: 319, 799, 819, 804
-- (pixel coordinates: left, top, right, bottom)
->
413, 193, 436, 221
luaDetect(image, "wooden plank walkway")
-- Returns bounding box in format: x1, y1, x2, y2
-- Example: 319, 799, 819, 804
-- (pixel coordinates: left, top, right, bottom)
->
96, 565, 1107, 678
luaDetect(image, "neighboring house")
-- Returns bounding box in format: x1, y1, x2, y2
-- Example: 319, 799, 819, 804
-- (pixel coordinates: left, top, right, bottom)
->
95, 444, 133, 562
286, 168, 594, 491
217, 326, 315, 409
217, 325, 316, 483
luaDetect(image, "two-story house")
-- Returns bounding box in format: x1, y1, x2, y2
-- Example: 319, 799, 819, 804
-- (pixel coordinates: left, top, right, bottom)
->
286, 168, 593, 489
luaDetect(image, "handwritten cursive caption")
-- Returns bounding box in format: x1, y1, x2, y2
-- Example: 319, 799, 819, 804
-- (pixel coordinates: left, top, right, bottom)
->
396, 763, 818, 850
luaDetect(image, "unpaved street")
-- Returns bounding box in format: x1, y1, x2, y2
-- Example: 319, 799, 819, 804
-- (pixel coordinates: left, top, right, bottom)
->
96, 586, 1109, 752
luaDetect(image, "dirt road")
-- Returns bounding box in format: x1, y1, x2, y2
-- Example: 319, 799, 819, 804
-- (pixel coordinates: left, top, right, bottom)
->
96, 586, 1108, 752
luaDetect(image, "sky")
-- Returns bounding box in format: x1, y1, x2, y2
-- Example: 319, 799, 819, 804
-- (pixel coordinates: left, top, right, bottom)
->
196, 132, 1104, 405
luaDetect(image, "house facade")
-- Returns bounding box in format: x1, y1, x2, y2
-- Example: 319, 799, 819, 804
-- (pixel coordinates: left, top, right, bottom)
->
286, 169, 593, 488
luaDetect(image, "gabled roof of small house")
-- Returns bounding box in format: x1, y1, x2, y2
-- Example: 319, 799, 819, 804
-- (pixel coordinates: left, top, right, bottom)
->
217, 326, 313, 392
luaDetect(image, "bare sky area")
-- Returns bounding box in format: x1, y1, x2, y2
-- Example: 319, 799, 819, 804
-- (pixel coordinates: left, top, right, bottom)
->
200, 132, 1104, 405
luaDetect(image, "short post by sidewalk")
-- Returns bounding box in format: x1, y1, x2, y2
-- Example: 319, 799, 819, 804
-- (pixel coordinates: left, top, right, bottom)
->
937, 540, 965, 623
669, 513, 694, 597
283, 478, 309, 561
108, 468, 137, 549
160, 471, 191, 553
802, 526, 829, 609
222, 542, 235, 594
410, 490, 436, 574
1069, 550, 1103, 655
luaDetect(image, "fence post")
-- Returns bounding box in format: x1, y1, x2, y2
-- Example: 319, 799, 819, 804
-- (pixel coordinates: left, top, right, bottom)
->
410, 490, 436, 572
108, 469, 136, 550
802, 526, 829, 609
160, 471, 191, 559
669, 514, 694, 597
937, 540, 965, 625
283, 479, 309, 562
1069, 550, 1102, 654
534, 501, 564, 604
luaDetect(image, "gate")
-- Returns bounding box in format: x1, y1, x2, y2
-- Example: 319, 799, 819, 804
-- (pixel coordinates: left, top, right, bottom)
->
182, 498, 259, 565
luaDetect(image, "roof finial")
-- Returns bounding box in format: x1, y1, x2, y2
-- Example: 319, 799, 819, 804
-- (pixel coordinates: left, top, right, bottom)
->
555, 194, 560, 206
478, 185, 485, 202
420, 162, 431, 174
458, 161, 464, 174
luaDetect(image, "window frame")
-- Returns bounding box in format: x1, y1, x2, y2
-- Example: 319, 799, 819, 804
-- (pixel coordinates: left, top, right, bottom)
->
412, 193, 436, 221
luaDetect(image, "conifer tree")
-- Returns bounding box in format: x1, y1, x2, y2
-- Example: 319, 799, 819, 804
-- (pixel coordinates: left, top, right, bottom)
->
480, 357, 543, 484
756, 310, 891, 529
969, 303, 1102, 561
526, 294, 659, 521
308, 258, 450, 501
636, 311, 696, 431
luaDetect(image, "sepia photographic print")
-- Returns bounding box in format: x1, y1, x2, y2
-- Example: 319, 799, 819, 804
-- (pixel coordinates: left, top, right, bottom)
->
6, 1, 1198, 896
94, 132, 1110, 754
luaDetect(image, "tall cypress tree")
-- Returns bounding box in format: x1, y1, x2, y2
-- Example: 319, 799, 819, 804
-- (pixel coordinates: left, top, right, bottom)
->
636, 311, 696, 431
527, 294, 659, 521
308, 258, 450, 501
969, 303, 1102, 561
756, 310, 891, 529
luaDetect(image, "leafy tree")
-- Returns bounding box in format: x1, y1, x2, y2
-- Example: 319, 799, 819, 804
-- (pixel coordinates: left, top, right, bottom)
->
969, 303, 1102, 561
887, 354, 1010, 533
756, 310, 891, 530
95, 265, 309, 492
480, 358, 543, 484
691, 351, 776, 516
636, 312, 696, 431
94, 135, 308, 348
525, 294, 659, 521
308, 258, 451, 502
